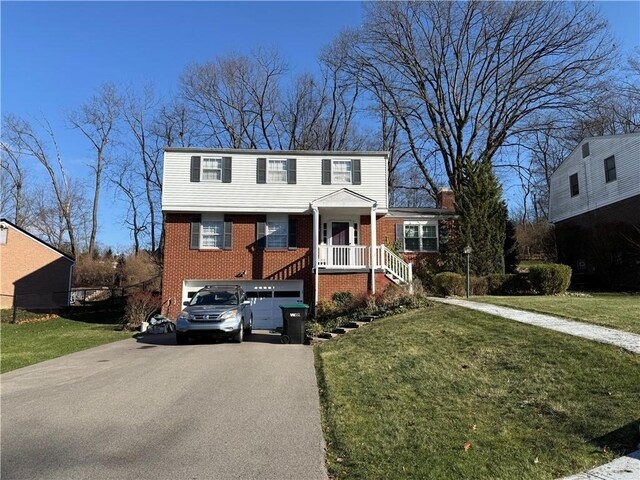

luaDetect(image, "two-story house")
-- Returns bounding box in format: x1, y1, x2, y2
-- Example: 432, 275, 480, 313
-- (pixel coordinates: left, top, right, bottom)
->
549, 132, 640, 288
162, 148, 455, 328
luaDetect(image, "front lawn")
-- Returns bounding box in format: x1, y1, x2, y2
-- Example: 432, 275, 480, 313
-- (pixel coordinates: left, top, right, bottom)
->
1, 315, 134, 373
315, 304, 640, 480
473, 293, 640, 334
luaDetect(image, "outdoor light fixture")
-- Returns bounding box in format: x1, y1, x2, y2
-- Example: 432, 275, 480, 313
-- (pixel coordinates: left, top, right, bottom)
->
463, 246, 472, 298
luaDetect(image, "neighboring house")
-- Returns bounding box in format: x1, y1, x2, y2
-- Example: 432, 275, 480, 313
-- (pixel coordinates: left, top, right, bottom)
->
0, 219, 75, 310
549, 132, 640, 288
162, 148, 455, 328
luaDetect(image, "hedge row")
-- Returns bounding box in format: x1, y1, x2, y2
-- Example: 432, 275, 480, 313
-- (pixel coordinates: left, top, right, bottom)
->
432, 264, 572, 296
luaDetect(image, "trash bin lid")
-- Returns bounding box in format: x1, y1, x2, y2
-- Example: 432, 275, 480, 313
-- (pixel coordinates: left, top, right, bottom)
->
279, 303, 309, 309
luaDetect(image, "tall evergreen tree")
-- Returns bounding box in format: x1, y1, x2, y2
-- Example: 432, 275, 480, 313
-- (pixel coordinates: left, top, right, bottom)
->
455, 162, 507, 276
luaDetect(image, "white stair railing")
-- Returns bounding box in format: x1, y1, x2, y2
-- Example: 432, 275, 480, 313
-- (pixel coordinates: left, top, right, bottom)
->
377, 245, 413, 290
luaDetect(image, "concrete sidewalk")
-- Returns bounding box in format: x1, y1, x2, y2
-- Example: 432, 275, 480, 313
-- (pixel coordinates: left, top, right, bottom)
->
558, 449, 640, 480
429, 297, 640, 354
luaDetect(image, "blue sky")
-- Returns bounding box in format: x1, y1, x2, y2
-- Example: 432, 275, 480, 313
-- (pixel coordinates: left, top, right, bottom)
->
2, 1, 639, 251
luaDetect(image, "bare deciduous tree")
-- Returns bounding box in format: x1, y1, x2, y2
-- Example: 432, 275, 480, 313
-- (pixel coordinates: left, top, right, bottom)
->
69, 82, 121, 255
344, 1, 615, 195
2, 114, 83, 256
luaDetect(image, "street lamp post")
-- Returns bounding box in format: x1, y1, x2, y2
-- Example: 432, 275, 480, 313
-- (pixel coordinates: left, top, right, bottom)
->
463, 246, 472, 298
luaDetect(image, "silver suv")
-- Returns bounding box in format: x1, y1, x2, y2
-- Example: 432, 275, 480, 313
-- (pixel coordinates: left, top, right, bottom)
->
176, 285, 253, 345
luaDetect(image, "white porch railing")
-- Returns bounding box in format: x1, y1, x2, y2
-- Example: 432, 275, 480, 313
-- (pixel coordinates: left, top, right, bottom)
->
317, 245, 370, 268
317, 245, 413, 287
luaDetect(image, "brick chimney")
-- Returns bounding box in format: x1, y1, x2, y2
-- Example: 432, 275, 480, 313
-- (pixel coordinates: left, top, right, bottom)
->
436, 188, 455, 211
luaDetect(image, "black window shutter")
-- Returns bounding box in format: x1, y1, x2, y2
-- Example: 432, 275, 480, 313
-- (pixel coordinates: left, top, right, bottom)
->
190, 156, 201, 182
352, 159, 361, 185
395, 224, 405, 252
256, 221, 266, 249
223, 221, 232, 249
222, 157, 232, 183
288, 218, 297, 249
257, 158, 267, 184
287, 158, 297, 184
190, 220, 200, 249
322, 159, 332, 185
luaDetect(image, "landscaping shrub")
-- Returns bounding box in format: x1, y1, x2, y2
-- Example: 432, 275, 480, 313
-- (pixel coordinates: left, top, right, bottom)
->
433, 272, 465, 297
331, 291, 354, 308
529, 264, 572, 295
486, 273, 533, 295
124, 291, 161, 329
305, 321, 324, 338
470, 276, 488, 296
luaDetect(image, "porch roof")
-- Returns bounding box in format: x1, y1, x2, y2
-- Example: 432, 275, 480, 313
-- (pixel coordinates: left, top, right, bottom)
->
310, 189, 377, 209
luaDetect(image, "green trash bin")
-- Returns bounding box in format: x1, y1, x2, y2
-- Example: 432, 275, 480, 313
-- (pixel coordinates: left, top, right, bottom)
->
279, 304, 309, 344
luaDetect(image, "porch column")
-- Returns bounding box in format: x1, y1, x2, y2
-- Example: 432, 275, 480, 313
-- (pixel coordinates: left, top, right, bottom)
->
312, 206, 320, 310
370, 203, 377, 294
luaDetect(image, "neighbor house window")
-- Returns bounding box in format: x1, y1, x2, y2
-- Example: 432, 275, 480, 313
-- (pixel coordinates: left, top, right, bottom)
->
202, 157, 222, 181
404, 223, 438, 252
0, 227, 7, 245
201, 220, 223, 248
604, 156, 616, 183
266, 221, 288, 249
569, 173, 579, 197
581, 142, 590, 158
267, 159, 288, 183
332, 160, 352, 184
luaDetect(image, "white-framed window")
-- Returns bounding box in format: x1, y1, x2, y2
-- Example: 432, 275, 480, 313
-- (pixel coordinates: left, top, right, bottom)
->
266, 220, 288, 249
332, 160, 352, 184
404, 222, 438, 252
202, 157, 222, 181
0, 226, 7, 245
268, 159, 288, 183
201, 214, 223, 248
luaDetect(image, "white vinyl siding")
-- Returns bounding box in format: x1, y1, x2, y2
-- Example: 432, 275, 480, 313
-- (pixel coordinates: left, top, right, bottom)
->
267, 159, 288, 183
163, 151, 389, 213
202, 157, 222, 181
549, 133, 640, 223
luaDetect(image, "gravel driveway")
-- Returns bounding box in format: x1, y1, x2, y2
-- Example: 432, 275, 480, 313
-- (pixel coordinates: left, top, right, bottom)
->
1, 332, 328, 480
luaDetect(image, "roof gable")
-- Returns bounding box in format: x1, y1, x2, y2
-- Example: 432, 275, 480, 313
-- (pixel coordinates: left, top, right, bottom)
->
0, 219, 75, 262
311, 189, 377, 208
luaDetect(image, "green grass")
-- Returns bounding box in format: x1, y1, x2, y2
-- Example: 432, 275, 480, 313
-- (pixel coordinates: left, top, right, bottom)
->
1, 316, 134, 373
473, 293, 640, 334
315, 304, 640, 480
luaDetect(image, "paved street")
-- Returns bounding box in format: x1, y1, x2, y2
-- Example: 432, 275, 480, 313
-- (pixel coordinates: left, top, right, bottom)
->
1, 332, 328, 480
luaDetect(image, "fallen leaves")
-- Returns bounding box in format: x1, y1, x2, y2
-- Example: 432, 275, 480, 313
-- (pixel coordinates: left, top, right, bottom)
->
464, 440, 471, 452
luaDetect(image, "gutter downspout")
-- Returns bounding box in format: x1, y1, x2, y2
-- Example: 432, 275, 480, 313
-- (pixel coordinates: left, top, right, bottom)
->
370, 203, 377, 294
312, 205, 319, 314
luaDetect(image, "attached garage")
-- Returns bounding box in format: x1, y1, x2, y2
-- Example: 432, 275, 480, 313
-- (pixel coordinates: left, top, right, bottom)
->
182, 280, 304, 330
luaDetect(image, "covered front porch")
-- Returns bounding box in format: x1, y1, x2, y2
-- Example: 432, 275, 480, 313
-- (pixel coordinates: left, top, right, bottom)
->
310, 189, 412, 304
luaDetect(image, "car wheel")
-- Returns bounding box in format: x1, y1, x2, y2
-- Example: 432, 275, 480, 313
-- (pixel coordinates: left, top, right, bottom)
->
176, 332, 189, 345
233, 323, 244, 343
245, 315, 253, 336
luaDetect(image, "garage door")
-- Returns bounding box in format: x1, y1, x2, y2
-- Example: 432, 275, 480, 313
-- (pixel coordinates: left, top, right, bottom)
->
182, 280, 304, 330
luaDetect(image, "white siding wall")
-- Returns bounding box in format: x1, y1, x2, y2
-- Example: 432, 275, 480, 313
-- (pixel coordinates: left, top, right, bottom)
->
162, 150, 389, 213
549, 134, 640, 223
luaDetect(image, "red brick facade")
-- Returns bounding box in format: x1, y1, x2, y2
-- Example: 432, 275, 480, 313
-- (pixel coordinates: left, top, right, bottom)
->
162, 212, 440, 318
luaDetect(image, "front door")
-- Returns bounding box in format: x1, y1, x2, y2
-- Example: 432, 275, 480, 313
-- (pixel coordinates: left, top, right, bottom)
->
331, 222, 350, 266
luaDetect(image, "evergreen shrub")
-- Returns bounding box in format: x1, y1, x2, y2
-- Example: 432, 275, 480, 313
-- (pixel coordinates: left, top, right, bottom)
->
433, 272, 465, 297
529, 264, 572, 295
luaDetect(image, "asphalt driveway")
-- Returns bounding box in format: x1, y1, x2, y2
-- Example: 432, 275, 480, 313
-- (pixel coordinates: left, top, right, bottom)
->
1, 332, 328, 480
